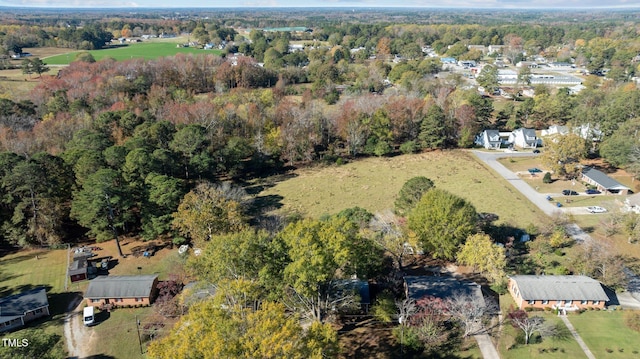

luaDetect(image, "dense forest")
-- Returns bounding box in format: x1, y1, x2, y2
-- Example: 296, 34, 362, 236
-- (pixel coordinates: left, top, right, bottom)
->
1, 9, 640, 249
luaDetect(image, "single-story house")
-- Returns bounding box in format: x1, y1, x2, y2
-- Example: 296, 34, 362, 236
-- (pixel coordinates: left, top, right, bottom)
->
581, 167, 630, 195
0, 287, 50, 332
85, 275, 159, 308
404, 276, 484, 305
623, 192, 640, 213
508, 275, 609, 311
509, 128, 540, 149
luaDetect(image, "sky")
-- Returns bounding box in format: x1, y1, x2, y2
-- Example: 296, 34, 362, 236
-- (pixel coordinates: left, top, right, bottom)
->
1, 0, 640, 9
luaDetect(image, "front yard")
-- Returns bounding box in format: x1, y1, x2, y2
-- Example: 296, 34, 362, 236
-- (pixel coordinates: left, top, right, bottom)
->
568, 310, 640, 357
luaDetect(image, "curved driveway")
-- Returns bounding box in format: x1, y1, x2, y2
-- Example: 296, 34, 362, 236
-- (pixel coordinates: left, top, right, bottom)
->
472, 151, 561, 216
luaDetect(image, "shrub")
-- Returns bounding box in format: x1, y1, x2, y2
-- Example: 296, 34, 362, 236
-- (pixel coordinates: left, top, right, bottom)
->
623, 310, 640, 332
399, 140, 420, 154
543, 172, 552, 183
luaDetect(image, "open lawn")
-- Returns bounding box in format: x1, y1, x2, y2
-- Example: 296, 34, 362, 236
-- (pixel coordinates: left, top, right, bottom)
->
254, 150, 546, 227
565, 310, 640, 358
497, 296, 585, 359
90, 306, 175, 358
0, 68, 59, 100
44, 41, 223, 64
0, 247, 68, 297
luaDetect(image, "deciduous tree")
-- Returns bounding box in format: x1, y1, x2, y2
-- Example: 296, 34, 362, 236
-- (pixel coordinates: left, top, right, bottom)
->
457, 233, 506, 284
172, 182, 248, 243
394, 176, 435, 216
408, 188, 477, 260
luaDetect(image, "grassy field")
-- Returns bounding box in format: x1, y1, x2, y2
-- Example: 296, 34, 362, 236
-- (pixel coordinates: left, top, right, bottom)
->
565, 311, 640, 357
90, 306, 175, 358
254, 150, 546, 227
44, 42, 223, 65
0, 248, 68, 296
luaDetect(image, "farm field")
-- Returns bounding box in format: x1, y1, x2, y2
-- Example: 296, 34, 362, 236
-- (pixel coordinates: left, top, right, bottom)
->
43, 41, 223, 65
253, 150, 546, 227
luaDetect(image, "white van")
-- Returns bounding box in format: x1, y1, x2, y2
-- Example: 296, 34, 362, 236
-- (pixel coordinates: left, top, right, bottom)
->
83, 306, 95, 326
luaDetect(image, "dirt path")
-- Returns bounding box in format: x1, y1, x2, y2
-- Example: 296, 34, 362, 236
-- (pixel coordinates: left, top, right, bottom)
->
64, 296, 97, 359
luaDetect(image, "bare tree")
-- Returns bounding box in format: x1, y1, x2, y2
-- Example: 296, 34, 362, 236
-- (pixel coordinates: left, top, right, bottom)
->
509, 311, 556, 345
370, 209, 414, 269
445, 294, 497, 337
396, 297, 417, 326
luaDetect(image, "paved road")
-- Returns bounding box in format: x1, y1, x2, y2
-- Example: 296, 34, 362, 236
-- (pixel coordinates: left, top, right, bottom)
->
473, 151, 561, 216
472, 150, 640, 307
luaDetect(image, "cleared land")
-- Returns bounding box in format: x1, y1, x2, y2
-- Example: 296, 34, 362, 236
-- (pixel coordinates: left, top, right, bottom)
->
254, 150, 546, 227
44, 41, 223, 64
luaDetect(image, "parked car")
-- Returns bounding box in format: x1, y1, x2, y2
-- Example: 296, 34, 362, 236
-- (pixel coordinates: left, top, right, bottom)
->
528, 168, 542, 173
587, 206, 607, 213
533, 149, 540, 154
585, 189, 601, 195
562, 189, 579, 195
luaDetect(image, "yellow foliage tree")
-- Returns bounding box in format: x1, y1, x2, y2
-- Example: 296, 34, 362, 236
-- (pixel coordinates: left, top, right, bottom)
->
457, 233, 506, 284
147, 294, 338, 359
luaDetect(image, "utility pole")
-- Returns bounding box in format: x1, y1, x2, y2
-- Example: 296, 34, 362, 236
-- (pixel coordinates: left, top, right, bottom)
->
105, 193, 124, 258
136, 315, 143, 354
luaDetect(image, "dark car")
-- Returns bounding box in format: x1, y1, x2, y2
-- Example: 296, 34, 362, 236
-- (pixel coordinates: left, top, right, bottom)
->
533, 149, 540, 154
585, 189, 601, 195
562, 189, 579, 196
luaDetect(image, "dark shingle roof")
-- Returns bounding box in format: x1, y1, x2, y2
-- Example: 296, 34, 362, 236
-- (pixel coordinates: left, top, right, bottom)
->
510, 275, 609, 301
582, 167, 630, 190
404, 276, 484, 304
85, 275, 158, 299
0, 287, 49, 317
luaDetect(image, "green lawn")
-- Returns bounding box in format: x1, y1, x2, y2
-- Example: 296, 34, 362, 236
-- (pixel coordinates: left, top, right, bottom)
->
254, 150, 546, 227
91, 306, 170, 358
497, 295, 586, 359
568, 310, 640, 357
44, 42, 223, 64
0, 248, 68, 296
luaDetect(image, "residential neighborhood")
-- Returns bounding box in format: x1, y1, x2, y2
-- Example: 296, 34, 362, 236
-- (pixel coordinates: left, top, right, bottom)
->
2, 5, 640, 359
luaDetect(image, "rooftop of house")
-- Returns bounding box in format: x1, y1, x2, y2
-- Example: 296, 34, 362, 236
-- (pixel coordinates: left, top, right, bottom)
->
510, 275, 609, 301
85, 275, 158, 299
0, 287, 49, 318
404, 276, 484, 304
581, 167, 630, 190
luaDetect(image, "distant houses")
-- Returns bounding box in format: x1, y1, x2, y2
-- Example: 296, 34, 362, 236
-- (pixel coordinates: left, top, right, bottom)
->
0, 287, 50, 332
475, 128, 539, 150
